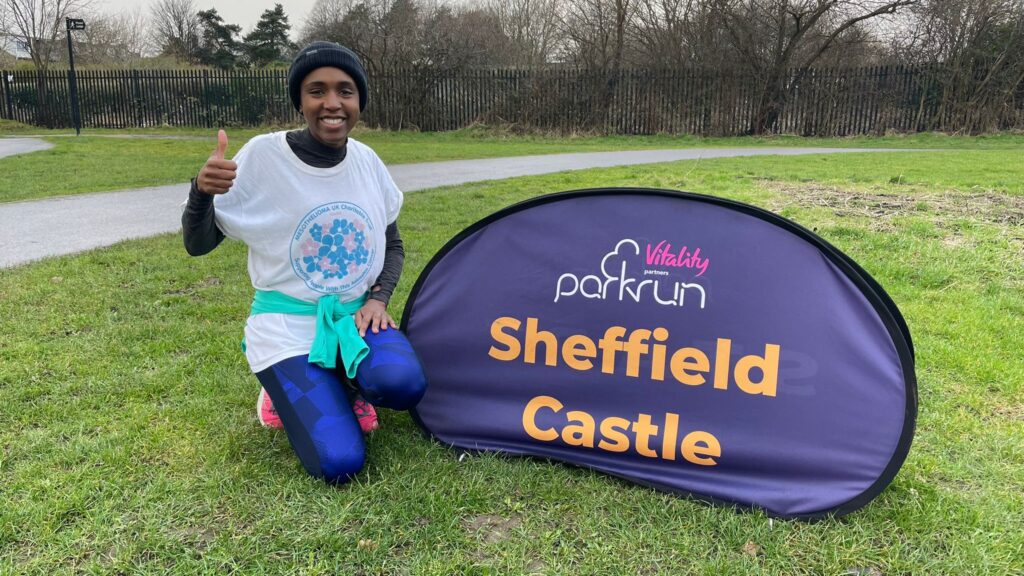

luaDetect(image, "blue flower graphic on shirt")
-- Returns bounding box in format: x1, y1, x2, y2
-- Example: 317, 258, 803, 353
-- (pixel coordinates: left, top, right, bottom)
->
330, 219, 356, 236
291, 203, 376, 293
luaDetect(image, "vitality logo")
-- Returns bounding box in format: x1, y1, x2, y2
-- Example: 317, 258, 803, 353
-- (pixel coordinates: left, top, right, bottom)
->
645, 240, 709, 276
554, 239, 708, 308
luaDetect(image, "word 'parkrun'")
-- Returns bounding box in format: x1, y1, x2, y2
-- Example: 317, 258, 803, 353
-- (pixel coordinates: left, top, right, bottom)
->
555, 239, 708, 307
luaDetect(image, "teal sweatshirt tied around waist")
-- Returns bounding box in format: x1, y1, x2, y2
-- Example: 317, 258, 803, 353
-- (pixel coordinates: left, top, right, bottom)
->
249, 290, 368, 378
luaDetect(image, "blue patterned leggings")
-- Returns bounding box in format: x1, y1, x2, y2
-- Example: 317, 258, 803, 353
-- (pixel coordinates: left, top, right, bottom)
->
254, 329, 427, 483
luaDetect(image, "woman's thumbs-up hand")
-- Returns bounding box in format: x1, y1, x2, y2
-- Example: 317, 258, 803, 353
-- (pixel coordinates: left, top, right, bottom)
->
196, 129, 237, 195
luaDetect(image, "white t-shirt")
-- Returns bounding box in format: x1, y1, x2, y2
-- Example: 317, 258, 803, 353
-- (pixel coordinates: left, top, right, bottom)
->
214, 132, 403, 372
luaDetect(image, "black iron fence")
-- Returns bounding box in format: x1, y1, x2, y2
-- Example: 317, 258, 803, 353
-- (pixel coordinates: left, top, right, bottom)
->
0, 69, 296, 129
2, 65, 1021, 135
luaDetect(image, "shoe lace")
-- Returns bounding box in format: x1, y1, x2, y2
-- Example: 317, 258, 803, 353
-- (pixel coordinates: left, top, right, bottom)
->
352, 398, 373, 419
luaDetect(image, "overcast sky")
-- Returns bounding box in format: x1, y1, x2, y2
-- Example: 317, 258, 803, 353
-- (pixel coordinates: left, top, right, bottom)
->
95, 0, 322, 38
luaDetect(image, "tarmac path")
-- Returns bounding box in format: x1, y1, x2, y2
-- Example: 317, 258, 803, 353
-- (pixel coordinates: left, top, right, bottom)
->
1, 147, 897, 268
0, 137, 53, 158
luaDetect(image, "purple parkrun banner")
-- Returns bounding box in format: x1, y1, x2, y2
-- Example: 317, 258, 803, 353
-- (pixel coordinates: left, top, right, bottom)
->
401, 188, 916, 519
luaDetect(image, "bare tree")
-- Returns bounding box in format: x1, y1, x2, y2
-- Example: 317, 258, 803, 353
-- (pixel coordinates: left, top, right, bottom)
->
149, 0, 199, 63
72, 5, 149, 67
301, 0, 356, 43
710, 0, 917, 134
629, 0, 737, 68
561, 0, 636, 70
894, 0, 1021, 61
486, 0, 562, 67
421, 4, 509, 68
558, 0, 637, 130
631, 0, 694, 66
0, 0, 94, 125
302, 0, 401, 73
892, 0, 1024, 130
1, 0, 94, 69
305, 0, 420, 74
1, 8, 14, 64
380, 0, 423, 67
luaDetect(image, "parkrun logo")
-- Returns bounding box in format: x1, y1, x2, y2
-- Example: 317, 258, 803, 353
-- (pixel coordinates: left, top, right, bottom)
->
554, 239, 710, 308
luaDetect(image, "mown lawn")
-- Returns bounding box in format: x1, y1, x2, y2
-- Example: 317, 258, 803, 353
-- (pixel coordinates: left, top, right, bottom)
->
1, 120, 1022, 203
0, 138, 1021, 574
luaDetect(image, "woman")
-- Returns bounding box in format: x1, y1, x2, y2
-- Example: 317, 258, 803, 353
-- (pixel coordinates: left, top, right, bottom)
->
182, 41, 427, 483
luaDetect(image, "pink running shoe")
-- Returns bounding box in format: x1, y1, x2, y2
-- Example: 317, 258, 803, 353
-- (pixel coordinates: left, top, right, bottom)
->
353, 396, 379, 434
256, 387, 378, 435
257, 387, 283, 429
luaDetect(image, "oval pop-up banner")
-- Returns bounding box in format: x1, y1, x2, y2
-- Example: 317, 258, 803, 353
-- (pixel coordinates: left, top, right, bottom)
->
402, 188, 916, 519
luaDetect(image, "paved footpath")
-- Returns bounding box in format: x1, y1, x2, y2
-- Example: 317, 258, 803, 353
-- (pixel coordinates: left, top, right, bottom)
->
0, 137, 53, 158
1, 147, 895, 268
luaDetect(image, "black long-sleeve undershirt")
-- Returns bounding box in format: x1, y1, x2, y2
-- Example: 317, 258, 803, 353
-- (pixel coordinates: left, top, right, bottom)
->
182, 129, 404, 305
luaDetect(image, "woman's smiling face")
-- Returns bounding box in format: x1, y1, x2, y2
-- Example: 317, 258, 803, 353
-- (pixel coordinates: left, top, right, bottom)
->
300, 66, 361, 148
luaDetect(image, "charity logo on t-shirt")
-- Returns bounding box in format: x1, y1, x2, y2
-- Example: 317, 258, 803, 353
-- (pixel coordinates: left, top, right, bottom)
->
290, 202, 376, 294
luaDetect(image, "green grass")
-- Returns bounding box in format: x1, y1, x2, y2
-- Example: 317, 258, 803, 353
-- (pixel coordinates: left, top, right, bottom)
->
1, 140, 1023, 574
2, 123, 1022, 203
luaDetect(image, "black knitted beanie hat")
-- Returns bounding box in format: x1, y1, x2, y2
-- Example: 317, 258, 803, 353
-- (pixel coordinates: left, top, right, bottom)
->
288, 41, 368, 112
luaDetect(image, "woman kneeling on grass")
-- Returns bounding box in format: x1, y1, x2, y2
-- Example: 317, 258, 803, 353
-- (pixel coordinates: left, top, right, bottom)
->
181, 41, 427, 483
